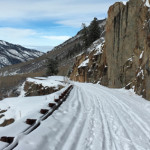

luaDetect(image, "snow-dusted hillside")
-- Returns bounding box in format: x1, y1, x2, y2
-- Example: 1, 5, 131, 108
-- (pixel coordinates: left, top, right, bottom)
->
0, 76, 150, 150
0, 40, 44, 69
51, 19, 106, 53
0, 19, 106, 77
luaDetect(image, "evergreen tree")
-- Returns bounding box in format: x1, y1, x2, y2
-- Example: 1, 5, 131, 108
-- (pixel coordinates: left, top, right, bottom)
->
81, 23, 89, 48
67, 69, 72, 77
81, 18, 100, 48
46, 59, 58, 76
88, 17, 100, 44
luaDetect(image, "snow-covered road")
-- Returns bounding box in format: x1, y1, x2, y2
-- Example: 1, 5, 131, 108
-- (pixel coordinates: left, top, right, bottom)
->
1, 82, 150, 150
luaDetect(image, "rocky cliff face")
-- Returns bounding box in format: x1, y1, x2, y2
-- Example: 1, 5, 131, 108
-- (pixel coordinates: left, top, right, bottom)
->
70, 0, 150, 100
70, 38, 108, 85
106, 0, 150, 99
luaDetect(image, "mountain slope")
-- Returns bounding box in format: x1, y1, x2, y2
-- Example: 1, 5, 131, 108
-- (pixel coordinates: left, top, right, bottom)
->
0, 78, 150, 150
0, 19, 106, 77
0, 40, 44, 69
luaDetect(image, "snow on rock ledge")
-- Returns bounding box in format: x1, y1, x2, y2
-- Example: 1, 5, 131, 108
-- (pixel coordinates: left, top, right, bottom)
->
144, 0, 150, 7
78, 59, 89, 68
0, 76, 69, 129
20, 76, 68, 97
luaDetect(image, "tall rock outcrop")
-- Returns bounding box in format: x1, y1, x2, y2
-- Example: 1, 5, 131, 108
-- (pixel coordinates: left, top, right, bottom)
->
70, 0, 150, 100
106, 0, 150, 99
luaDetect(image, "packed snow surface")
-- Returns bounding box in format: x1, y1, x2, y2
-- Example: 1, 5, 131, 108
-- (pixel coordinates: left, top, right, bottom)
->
26, 76, 66, 88
1, 79, 150, 150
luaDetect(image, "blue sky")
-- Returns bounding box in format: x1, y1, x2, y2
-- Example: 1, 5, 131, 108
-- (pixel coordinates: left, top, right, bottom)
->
0, 0, 127, 52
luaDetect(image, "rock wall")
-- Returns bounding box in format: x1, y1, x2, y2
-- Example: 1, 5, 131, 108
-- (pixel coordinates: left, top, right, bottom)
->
70, 0, 150, 100
70, 39, 108, 85
106, 0, 150, 99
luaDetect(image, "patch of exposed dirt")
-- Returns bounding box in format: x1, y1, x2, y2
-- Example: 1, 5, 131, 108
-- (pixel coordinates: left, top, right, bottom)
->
0, 119, 15, 127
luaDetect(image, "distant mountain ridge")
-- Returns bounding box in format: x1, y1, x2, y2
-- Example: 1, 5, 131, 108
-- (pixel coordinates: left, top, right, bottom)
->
0, 40, 44, 69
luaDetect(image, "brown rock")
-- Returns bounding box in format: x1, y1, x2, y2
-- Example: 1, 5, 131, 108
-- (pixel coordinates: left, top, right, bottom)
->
54, 99, 60, 103
48, 103, 56, 108
26, 119, 36, 125
40, 109, 49, 114
0, 136, 14, 144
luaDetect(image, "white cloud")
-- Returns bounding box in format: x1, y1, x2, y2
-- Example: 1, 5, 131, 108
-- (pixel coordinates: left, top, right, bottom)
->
0, 0, 121, 51
0, 27, 38, 46
0, 27, 71, 49
0, 0, 110, 27
42, 36, 71, 41
57, 18, 93, 28
0, 28, 36, 39
24, 45, 54, 52
122, 1, 128, 5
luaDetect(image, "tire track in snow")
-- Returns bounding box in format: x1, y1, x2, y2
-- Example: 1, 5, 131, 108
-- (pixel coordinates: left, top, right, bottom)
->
106, 98, 150, 149
99, 88, 150, 145
57, 86, 95, 150
74, 88, 96, 150
56, 85, 99, 150
76, 83, 117, 150
83, 96, 101, 150
86, 84, 150, 135
98, 95, 138, 150
79, 84, 116, 150
54, 87, 84, 150
108, 92, 150, 136
96, 96, 117, 150
81, 83, 118, 149
89, 84, 150, 150
82, 83, 150, 150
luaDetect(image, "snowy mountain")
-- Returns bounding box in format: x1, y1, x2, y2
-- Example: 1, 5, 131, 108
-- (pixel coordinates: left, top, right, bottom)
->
0, 40, 44, 69
0, 76, 150, 150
